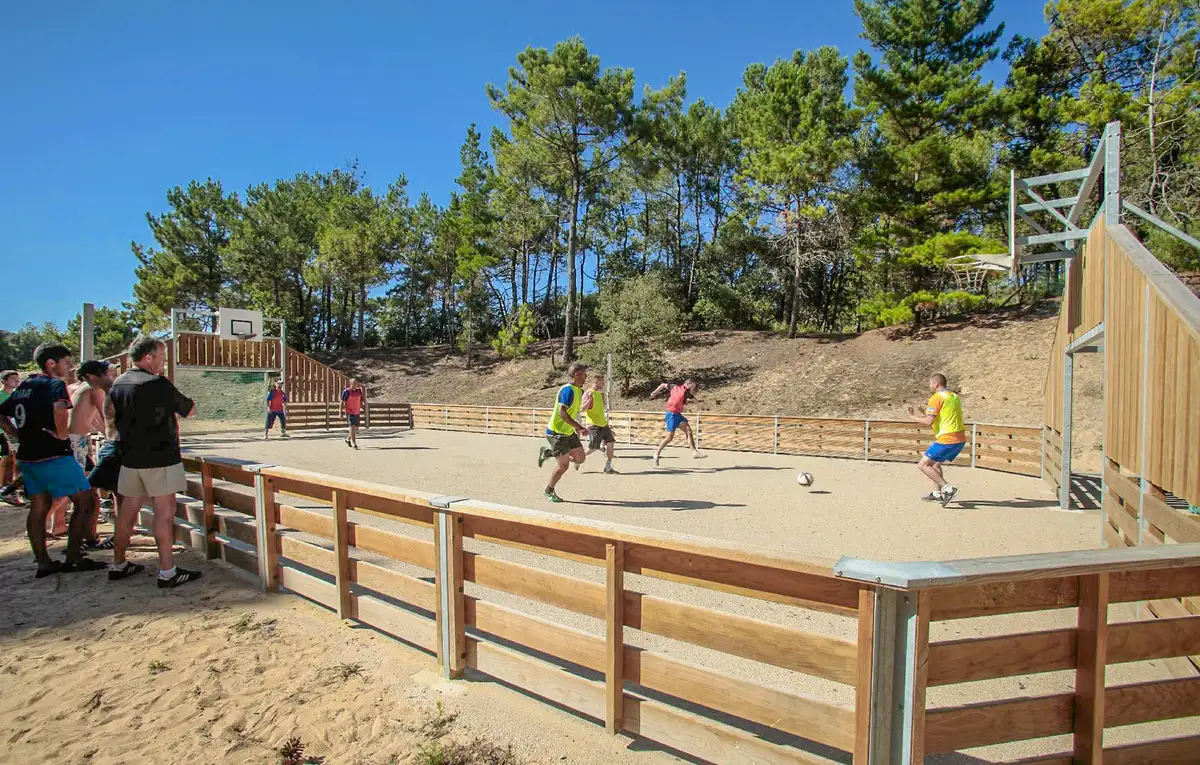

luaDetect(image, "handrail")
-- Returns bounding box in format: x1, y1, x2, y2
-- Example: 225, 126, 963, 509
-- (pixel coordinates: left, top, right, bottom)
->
835, 541, 1200, 589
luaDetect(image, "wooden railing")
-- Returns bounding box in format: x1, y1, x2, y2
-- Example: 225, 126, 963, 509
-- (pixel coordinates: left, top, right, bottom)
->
159, 454, 1200, 764
283, 402, 413, 431
175, 331, 282, 370
410, 403, 1043, 478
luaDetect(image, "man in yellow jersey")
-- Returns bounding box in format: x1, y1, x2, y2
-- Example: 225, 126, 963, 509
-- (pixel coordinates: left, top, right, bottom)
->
581, 372, 617, 474
537, 362, 589, 502
907, 373, 966, 506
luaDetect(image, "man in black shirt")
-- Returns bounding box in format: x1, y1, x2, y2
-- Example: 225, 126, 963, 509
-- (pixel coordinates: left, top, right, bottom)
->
0, 344, 106, 577
108, 336, 201, 589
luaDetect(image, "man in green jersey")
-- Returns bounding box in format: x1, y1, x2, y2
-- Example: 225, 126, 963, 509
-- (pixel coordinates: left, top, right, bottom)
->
537, 362, 589, 502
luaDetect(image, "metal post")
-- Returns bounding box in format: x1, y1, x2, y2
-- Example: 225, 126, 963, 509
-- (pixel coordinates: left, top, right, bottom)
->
773, 416, 779, 455
1061, 351, 1074, 511
866, 588, 927, 763
485, 405, 490, 434
694, 414, 701, 451
971, 424, 978, 468
1137, 281, 1151, 548
864, 420, 870, 461
168, 308, 177, 383
80, 303, 95, 362
1103, 122, 1121, 223
606, 353, 612, 404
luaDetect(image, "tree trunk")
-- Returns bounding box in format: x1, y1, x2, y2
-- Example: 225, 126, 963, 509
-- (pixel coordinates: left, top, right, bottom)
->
358, 279, 367, 347
511, 249, 520, 315
465, 284, 473, 369
788, 200, 801, 339
564, 173, 581, 362
521, 240, 529, 306
404, 268, 413, 347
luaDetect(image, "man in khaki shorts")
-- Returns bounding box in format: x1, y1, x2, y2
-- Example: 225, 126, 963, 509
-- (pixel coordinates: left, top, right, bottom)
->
108, 336, 201, 588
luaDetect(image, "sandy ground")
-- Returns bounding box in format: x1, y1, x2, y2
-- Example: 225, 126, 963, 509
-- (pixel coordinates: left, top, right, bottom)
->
0, 509, 680, 765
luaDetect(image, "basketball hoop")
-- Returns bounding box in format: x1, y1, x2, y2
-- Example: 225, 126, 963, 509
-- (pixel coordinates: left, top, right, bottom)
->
947, 254, 1005, 294
234, 333, 257, 342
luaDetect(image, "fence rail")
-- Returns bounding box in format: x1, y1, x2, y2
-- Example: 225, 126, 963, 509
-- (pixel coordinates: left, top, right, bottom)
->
410, 403, 1042, 477
160, 452, 1200, 764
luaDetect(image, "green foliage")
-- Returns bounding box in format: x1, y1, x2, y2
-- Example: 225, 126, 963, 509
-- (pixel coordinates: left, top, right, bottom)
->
583, 274, 682, 393
0, 321, 70, 370
492, 304, 538, 359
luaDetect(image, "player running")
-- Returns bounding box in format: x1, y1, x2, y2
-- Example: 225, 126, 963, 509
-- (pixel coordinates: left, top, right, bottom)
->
581, 373, 617, 474
907, 373, 966, 506
537, 363, 589, 502
650, 379, 704, 467
265, 380, 289, 439
341, 379, 366, 449
0, 344, 106, 577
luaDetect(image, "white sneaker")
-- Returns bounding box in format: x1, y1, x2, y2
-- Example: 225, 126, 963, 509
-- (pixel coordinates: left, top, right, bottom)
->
940, 485, 959, 507
693, 451, 707, 459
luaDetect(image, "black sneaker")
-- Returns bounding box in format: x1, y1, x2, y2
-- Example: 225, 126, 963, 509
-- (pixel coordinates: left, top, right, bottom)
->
109, 562, 145, 581
63, 557, 108, 573
158, 568, 202, 589
35, 560, 64, 578
82, 536, 115, 551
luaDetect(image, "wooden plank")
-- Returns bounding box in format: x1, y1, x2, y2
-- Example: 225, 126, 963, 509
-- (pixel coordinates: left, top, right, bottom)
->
1105, 735, 1200, 764
625, 647, 855, 752
622, 696, 839, 765
1142, 491, 1200, 543
928, 628, 1076, 686
624, 591, 858, 685
1110, 565, 1200, 603
1105, 676, 1200, 726
351, 558, 436, 611
277, 503, 335, 539
1073, 574, 1108, 763
350, 592, 437, 652
924, 694, 1073, 752
279, 535, 336, 575
201, 462, 217, 559
279, 565, 338, 609
1106, 492, 1141, 543
1104, 519, 1128, 548
1109, 615, 1200, 664
464, 552, 605, 617
606, 542, 624, 734
467, 638, 606, 721
625, 544, 861, 616
1104, 463, 1142, 510
932, 577, 1078, 620
854, 589, 874, 765
349, 524, 435, 570
466, 597, 603, 671
463, 516, 607, 564
207, 461, 254, 487
332, 489, 352, 620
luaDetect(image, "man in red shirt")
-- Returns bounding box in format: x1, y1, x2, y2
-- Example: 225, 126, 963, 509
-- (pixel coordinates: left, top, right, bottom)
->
265, 380, 289, 439
650, 379, 705, 467
340, 379, 365, 449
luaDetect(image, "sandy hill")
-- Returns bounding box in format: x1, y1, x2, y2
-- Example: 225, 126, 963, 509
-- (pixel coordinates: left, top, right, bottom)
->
321, 302, 1103, 461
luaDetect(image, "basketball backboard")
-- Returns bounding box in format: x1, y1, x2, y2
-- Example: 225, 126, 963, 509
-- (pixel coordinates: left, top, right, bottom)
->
217, 307, 263, 340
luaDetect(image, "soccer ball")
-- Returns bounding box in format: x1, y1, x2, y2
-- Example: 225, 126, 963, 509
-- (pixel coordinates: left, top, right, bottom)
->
797, 471, 815, 487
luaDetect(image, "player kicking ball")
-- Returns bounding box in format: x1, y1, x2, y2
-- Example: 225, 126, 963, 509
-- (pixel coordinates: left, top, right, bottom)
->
537, 363, 589, 502
651, 379, 705, 467
907, 373, 966, 507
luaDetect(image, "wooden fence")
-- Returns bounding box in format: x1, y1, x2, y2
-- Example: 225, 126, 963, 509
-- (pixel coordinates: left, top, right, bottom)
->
157, 453, 1200, 764
410, 403, 1043, 478
283, 402, 413, 431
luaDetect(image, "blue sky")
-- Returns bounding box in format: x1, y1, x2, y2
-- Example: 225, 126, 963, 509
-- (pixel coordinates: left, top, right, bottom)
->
1, 0, 1050, 329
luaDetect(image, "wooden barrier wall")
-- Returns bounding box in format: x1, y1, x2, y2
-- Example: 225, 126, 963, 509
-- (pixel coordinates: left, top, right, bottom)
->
175, 332, 282, 369
161, 454, 1200, 764
284, 348, 351, 403
284, 402, 413, 431
410, 403, 1043, 478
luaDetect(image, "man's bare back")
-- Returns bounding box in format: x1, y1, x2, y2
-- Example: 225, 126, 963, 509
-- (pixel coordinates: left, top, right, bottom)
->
68, 381, 106, 436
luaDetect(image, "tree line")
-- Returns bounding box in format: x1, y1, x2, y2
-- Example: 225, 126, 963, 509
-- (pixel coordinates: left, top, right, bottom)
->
7, 0, 1196, 378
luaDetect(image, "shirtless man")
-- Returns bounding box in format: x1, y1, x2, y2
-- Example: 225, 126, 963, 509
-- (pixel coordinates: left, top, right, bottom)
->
48, 361, 112, 540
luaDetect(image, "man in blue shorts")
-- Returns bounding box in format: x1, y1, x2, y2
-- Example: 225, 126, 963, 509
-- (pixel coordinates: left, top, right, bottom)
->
0, 344, 106, 577
907, 373, 966, 506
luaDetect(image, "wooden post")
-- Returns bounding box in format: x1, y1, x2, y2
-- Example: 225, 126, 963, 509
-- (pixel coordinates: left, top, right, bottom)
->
854, 588, 875, 765
971, 423, 978, 467
332, 489, 352, 620
485, 405, 491, 434
1073, 573, 1109, 762
201, 461, 218, 560
773, 416, 779, 455
434, 511, 466, 679
605, 541, 625, 734
864, 420, 870, 460
253, 471, 278, 593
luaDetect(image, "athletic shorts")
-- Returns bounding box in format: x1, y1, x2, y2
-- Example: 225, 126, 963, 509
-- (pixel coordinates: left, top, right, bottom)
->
545, 432, 582, 457
89, 441, 121, 492
925, 442, 966, 463
118, 462, 186, 497
266, 411, 286, 429
588, 426, 615, 450
346, 413, 360, 427
664, 412, 688, 432
19, 455, 92, 499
